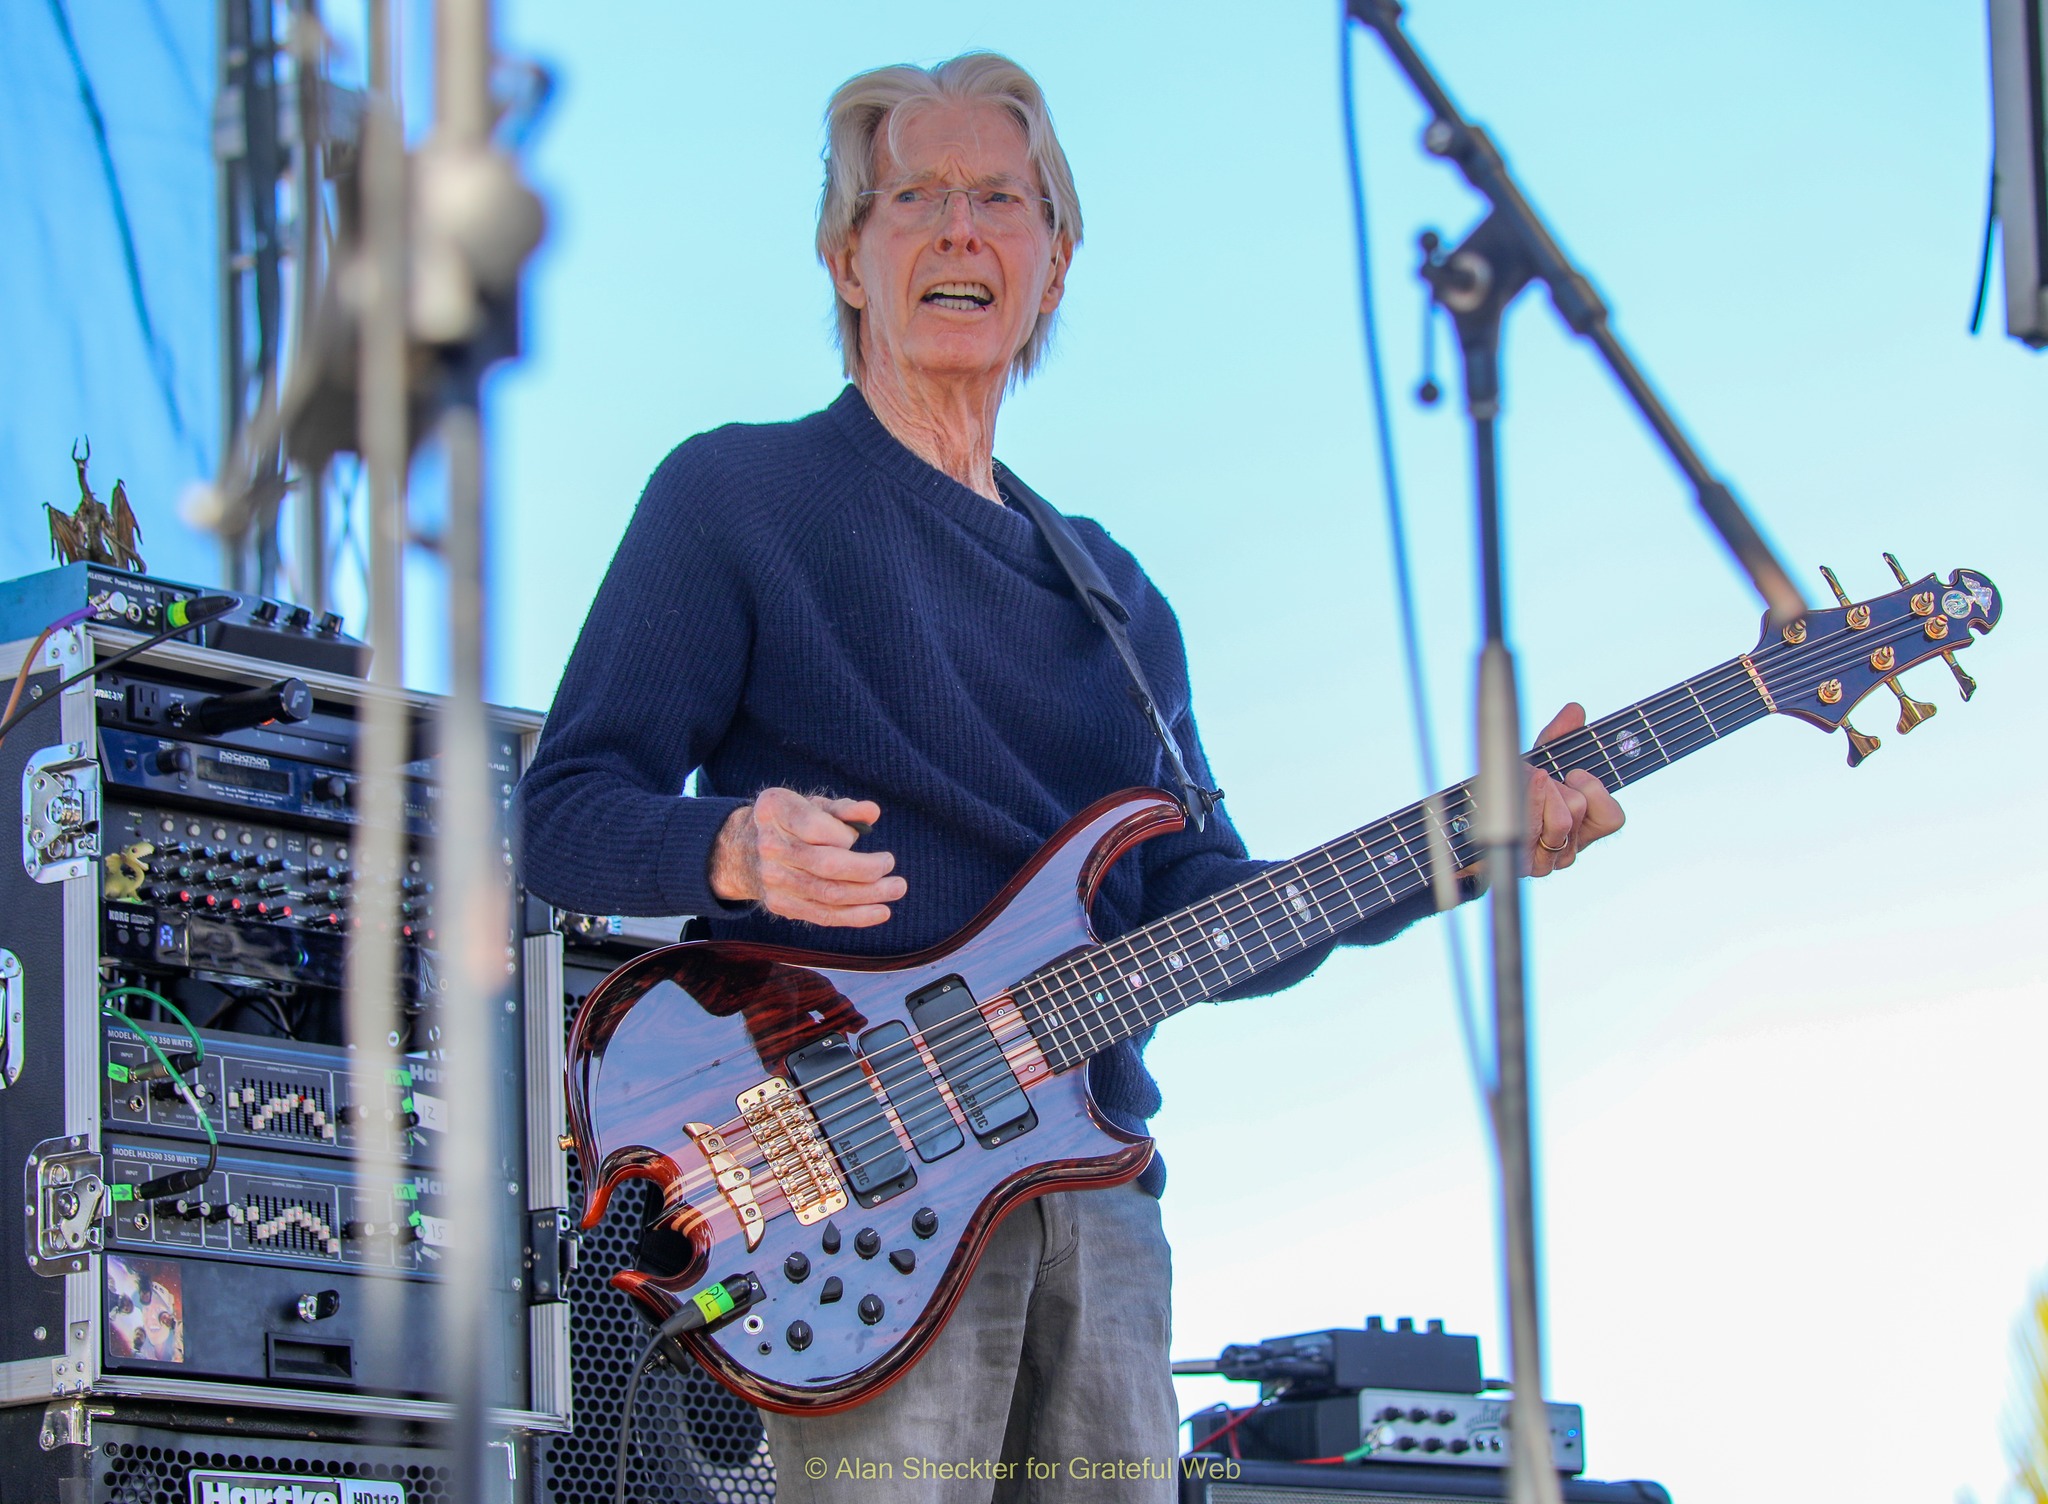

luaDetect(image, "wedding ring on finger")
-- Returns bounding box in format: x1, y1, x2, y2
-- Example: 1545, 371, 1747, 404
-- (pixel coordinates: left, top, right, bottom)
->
1537, 833, 1571, 853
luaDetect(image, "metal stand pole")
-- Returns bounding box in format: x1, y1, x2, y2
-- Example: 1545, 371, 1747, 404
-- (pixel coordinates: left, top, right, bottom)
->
437, 386, 504, 1504
289, 0, 329, 615
1430, 237, 1561, 1504
430, 8, 507, 1501
1349, 0, 1805, 629
345, 0, 410, 1412
1346, 8, 1813, 1496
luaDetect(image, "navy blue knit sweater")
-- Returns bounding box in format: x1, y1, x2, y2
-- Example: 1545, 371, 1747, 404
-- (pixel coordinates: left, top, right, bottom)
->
515, 387, 1443, 1195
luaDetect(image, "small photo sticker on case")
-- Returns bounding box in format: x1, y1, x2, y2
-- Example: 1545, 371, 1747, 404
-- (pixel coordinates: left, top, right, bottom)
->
107, 1252, 185, 1362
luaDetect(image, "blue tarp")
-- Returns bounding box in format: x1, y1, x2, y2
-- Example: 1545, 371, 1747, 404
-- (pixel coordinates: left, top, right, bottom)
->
0, 0, 221, 600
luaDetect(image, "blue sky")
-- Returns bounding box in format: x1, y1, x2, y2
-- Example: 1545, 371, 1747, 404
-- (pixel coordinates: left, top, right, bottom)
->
9, 2, 2045, 1499
480, 4, 2044, 1498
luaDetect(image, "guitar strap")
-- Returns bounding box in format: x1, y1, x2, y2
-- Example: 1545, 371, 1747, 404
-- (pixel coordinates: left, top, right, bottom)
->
993, 460, 1223, 831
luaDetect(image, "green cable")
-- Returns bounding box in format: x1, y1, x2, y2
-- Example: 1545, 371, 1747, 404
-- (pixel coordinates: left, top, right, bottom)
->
101, 985, 204, 1061
100, 1004, 217, 1150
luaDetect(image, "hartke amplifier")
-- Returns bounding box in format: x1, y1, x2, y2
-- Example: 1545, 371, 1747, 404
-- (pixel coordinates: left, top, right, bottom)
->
1178, 1457, 1672, 1504
0, 1404, 518, 1504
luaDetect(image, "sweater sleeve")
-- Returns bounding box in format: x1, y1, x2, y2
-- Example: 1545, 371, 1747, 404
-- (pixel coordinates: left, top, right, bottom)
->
513, 440, 755, 918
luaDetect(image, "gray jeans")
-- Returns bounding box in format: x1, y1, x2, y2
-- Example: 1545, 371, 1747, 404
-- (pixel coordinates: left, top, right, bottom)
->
762, 1183, 1178, 1503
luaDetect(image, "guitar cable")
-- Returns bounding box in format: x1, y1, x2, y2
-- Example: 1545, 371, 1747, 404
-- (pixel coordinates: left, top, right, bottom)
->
614, 1273, 761, 1504
1339, 5, 1489, 1103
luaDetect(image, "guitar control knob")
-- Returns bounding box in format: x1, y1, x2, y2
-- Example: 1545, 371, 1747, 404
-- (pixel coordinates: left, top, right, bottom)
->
912, 1207, 938, 1239
888, 1249, 915, 1274
857, 1294, 884, 1326
854, 1228, 880, 1259
785, 1320, 812, 1353
820, 1221, 841, 1255
783, 1252, 810, 1284
819, 1277, 842, 1305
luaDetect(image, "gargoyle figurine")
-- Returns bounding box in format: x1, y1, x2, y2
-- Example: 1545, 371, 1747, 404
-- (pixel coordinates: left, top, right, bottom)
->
46, 438, 146, 573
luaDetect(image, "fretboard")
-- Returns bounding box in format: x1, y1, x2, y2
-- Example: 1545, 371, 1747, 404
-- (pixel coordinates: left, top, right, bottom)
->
1015, 657, 1771, 1070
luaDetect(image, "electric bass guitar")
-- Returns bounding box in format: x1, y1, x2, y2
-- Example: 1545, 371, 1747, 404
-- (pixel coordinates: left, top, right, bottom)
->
564, 561, 2001, 1414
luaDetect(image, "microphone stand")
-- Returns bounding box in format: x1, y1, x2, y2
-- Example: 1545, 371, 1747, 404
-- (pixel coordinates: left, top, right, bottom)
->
1346, 6, 1808, 1504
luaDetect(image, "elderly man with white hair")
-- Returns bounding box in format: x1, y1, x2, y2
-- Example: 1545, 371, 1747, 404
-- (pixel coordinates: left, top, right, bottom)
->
517, 50, 1621, 1503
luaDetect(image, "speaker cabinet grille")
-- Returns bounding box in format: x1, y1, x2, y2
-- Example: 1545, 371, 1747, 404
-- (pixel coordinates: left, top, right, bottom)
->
535, 1153, 776, 1503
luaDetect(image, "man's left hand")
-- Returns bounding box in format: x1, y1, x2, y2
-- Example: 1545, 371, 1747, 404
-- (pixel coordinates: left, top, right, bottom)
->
1526, 702, 1626, 876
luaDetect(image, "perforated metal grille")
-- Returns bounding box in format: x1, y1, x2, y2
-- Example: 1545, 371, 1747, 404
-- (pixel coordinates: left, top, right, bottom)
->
94, 1440, 449, 1504
536, 1153, 776, 1503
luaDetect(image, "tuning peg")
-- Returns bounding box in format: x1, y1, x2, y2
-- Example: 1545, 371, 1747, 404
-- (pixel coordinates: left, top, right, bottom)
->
1819, 565, 1852, 607
1884, 678, 1937, 733
1941, 651, 1977, 701
1843, 718, 1881, 767
1883, 553, 1977, 699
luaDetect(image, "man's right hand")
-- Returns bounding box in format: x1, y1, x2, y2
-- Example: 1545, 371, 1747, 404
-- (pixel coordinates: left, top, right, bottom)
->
709, 788, 904, 927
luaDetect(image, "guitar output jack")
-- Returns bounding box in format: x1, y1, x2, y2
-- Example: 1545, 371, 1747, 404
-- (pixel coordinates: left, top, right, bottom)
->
743, 1313, 765, 1334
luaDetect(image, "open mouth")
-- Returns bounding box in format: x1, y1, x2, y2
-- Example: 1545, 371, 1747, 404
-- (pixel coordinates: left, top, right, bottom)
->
922, 281, 994, 311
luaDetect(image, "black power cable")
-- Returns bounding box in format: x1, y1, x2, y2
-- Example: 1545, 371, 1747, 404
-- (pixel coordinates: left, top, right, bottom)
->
0, 594, 238, 753
1337, 9, 1489, 1099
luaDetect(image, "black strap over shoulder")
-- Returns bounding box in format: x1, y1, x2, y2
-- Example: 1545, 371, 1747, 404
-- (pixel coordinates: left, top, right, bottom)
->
994, 461, 1223, 831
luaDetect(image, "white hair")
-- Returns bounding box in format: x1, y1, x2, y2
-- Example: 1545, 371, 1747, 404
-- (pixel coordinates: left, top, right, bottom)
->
816, 52, 1083, 384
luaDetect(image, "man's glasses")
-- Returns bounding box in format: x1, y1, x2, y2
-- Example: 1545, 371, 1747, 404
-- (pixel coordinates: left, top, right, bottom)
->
858, 178, 1054, 231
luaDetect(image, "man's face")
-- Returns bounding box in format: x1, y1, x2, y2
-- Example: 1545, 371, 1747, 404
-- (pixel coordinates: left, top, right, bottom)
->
829, 99, 1071, 389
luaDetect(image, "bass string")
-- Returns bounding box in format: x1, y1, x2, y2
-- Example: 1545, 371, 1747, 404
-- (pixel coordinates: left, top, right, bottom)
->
678, 609, 1951, 1183
1030, 610, 1964, 1055
655, 605, 1942, 1214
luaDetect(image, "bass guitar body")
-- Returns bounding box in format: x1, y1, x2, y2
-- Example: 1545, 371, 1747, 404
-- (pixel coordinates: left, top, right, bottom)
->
565, 563, 2002, 1417
565, 789, 1184, 1416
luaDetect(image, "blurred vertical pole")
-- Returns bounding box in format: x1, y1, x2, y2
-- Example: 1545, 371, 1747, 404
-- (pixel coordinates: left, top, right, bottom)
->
432, 4, 506, 1502
346, 0, 410, 1414
214, 0, 244, 588
290, 0, 328, 614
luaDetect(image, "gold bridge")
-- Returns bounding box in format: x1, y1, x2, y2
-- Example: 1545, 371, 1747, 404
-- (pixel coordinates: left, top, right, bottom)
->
682, 1120, 767, 1250
734, 1076, 849, 1231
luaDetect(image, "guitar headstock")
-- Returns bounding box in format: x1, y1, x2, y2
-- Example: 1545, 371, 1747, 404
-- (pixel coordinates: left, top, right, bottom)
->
1747, 558, 2000, 765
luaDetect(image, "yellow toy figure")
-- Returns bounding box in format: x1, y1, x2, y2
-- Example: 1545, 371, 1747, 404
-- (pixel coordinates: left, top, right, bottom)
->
102, 840, 155, 901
